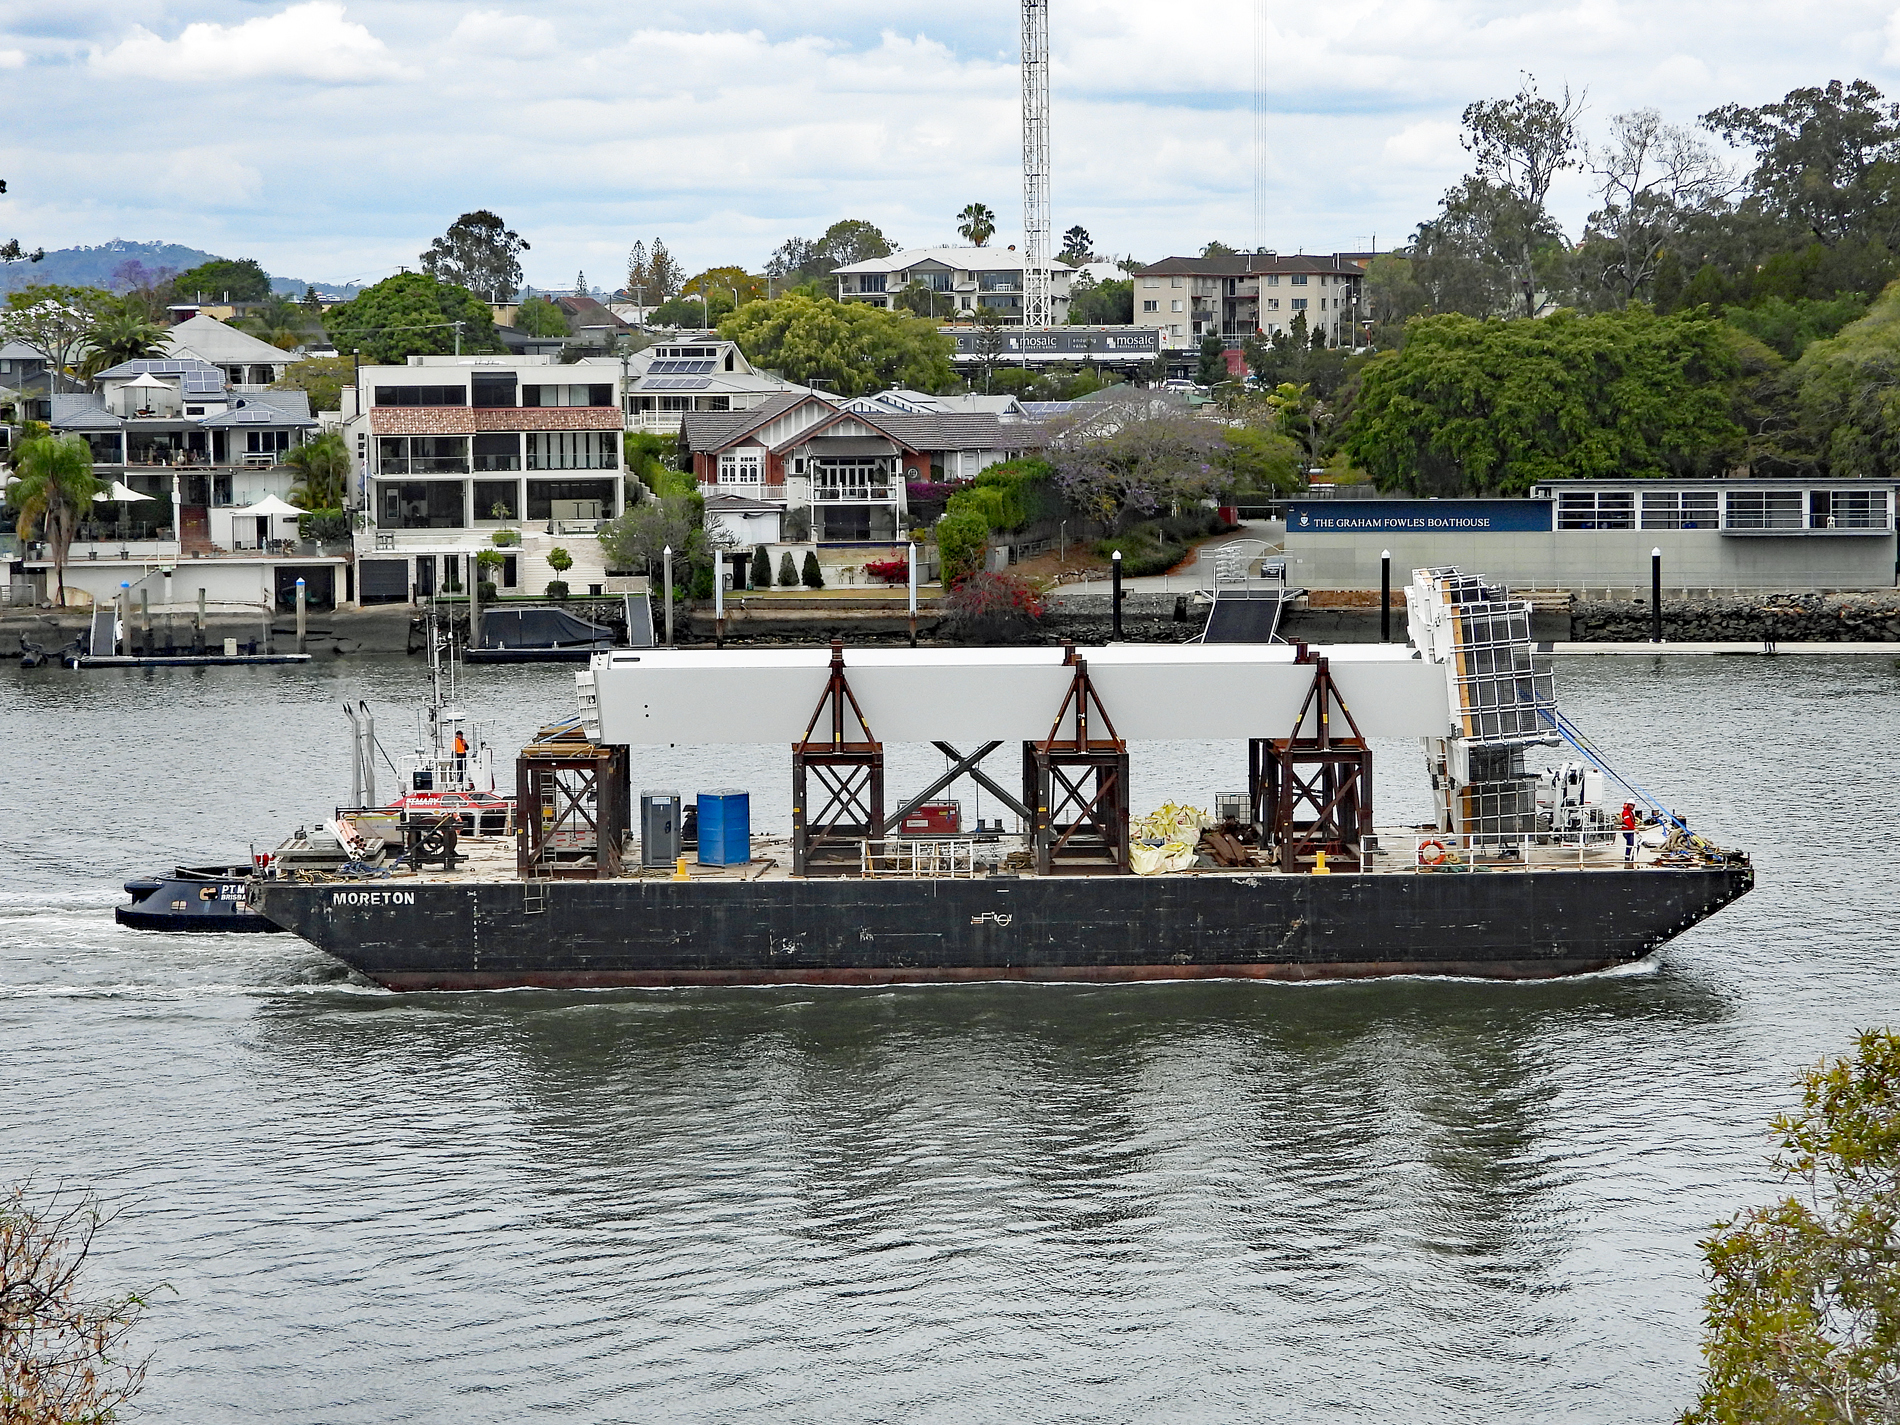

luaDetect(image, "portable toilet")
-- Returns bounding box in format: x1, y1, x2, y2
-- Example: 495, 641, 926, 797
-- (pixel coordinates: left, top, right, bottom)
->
696, 790, 751, 865
640, 791, 681, 867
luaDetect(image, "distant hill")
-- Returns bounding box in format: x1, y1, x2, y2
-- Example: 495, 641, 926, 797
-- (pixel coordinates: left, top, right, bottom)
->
0, 238, 363, 299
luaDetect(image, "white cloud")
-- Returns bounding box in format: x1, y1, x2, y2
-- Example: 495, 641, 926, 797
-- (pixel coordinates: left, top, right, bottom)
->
447, 11, 558, 60
1382, 120, 1463, 170
89, 2, 411, 84
1886, 6, 1900, 66
0, 48, 24, 68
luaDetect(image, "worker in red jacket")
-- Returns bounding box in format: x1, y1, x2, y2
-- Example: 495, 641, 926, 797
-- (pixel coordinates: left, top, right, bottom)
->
1622, 802, 1637, 862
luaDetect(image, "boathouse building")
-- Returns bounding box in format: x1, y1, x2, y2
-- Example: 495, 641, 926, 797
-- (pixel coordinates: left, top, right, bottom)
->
1282, 479, 1900, 591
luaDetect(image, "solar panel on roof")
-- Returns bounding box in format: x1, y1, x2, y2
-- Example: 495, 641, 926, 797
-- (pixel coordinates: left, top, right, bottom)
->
648, 359, 716, 375
646, 376, 713, 390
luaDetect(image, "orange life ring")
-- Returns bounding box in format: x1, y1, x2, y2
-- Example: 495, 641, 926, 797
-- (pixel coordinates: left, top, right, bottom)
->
1418, 839, 1448, 866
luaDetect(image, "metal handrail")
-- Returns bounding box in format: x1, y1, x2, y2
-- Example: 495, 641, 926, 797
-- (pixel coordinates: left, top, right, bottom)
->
1399, 824, 1727, 872
860, 838, 977, 878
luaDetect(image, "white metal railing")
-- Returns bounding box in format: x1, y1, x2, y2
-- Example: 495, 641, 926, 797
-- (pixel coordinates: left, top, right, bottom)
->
1400, 825, 1736, 871
813, 485, 895, 502
860, 838, 977, 878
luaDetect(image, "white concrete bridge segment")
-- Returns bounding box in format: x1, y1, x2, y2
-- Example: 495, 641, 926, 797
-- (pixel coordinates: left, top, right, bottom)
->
583, 644, 1452, 746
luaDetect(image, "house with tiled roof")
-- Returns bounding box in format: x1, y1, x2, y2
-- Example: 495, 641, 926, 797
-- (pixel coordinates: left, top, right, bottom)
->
678, 392, 1029, 547
1132, 252, 1366, 351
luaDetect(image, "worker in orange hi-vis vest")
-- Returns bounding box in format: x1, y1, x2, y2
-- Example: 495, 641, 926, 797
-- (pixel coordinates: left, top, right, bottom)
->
453, 731, 468, 778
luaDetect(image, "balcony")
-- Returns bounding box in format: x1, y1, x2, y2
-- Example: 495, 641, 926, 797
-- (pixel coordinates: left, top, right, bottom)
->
378, 458, 470, 475
812, 484, 896, 502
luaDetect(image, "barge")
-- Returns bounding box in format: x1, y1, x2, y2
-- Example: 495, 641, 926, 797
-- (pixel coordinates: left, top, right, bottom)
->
253, 569, 1754, 988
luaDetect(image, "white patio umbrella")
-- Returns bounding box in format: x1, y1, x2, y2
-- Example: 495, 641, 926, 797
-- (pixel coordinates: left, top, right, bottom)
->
232, 494, 304, 519
92, 479, 156, 503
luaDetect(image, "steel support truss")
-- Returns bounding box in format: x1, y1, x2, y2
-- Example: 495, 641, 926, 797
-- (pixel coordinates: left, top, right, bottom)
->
1249, 647, 1373, 872
1022, 647, 1130, 875
515, 737, 630, 880
792, 641, 885, 876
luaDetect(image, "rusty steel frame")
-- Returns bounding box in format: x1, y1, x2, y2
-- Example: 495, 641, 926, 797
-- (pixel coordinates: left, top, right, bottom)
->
792, 641, 885, 876
1250, 648, 1373, 872
1023, 646, 1130, 875
516, 741, 630, 881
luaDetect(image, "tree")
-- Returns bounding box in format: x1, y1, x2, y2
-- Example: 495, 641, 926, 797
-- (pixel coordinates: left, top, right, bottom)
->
749, 544, 772, 589
77, 296, 167, 382
1364, 252, 1430, 341
237, 292, 312, 351
172, 257, 271, 303
7, 434, 101, 606
1060, 226, 1093, 263
1196, 334, 1226, 386
1793, 277, 1900, 477
1, 286, 103, 395
1411, 194, 1525, 319
545, 546, 573, 598
0, 1182, 154, 1423
285, 430, 352, 509
1266, 381, 1334, 471
1067, 277, 1133, 325
322, 273, 503, 364
574, 270, 587, 298
272, 355, 354, 414
419, 211, 529, 302
957, 203, 997, 247
933, 509, 990, 586
1583, 109, 1734, 307
647, 241, 684, 300
511, 296, 569, 338
765, 219, 896, 283
1202, 240, 1238, 258
777, 550, 799, 587
1216, 422, 1304, 495
1682, 1029, 1900, 1425
650, 291, 735, 329
1704, 80, 1900, 248
682, 267, 767, 305
1, 176, 44, 266
1045, 399, 1231, 528
973, 304, 1006, 392
1455, 75, 1586, 316
597, 494, 705, 578
719, 294, 955, 395
1339, 307, 1745, 495
801, 549, 824, 588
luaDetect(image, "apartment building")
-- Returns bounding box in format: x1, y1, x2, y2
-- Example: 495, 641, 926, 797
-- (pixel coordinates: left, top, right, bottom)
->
1132, 252, 1366, 350
831, 247, 1083, 326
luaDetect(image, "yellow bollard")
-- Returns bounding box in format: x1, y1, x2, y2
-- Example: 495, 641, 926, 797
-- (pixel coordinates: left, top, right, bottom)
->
1312, 850, 1331, 875
673, 856, 690, 881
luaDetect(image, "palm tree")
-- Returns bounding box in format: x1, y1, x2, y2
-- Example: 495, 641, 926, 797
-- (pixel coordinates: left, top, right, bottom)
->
8, 434, 100, 607
285, 430, 352, 510
240, 293, 309, 351
957, 203, 997, 247
78, 297, 168, 383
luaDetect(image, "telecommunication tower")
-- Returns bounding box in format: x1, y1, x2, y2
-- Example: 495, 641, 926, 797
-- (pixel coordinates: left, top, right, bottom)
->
1021, 0, 1052, 328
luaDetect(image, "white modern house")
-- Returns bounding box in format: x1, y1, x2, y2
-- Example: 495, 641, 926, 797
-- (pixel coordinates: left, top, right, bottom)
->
338, 355, 629, 604
163, 314, 302, 387
831, 247, 1088, 325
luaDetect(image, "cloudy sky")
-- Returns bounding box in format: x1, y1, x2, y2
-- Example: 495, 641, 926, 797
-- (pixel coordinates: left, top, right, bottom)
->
2, 0, 1899, 289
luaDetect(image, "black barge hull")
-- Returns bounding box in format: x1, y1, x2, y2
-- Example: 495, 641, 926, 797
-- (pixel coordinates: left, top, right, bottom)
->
254, 865, 1753, 990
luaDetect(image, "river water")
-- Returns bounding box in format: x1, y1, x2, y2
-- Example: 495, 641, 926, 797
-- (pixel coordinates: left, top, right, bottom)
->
1, 650, 1894, 1423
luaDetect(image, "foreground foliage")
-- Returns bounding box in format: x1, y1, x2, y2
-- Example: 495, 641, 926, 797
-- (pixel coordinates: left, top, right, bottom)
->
1, 1183, 153, 1424
1683, 1029, 1900, 1424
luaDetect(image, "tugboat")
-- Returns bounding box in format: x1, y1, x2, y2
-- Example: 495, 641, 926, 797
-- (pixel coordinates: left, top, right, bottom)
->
117, 609, 512, 933
254, 567, 1754, 989
117, 863, 285, 932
